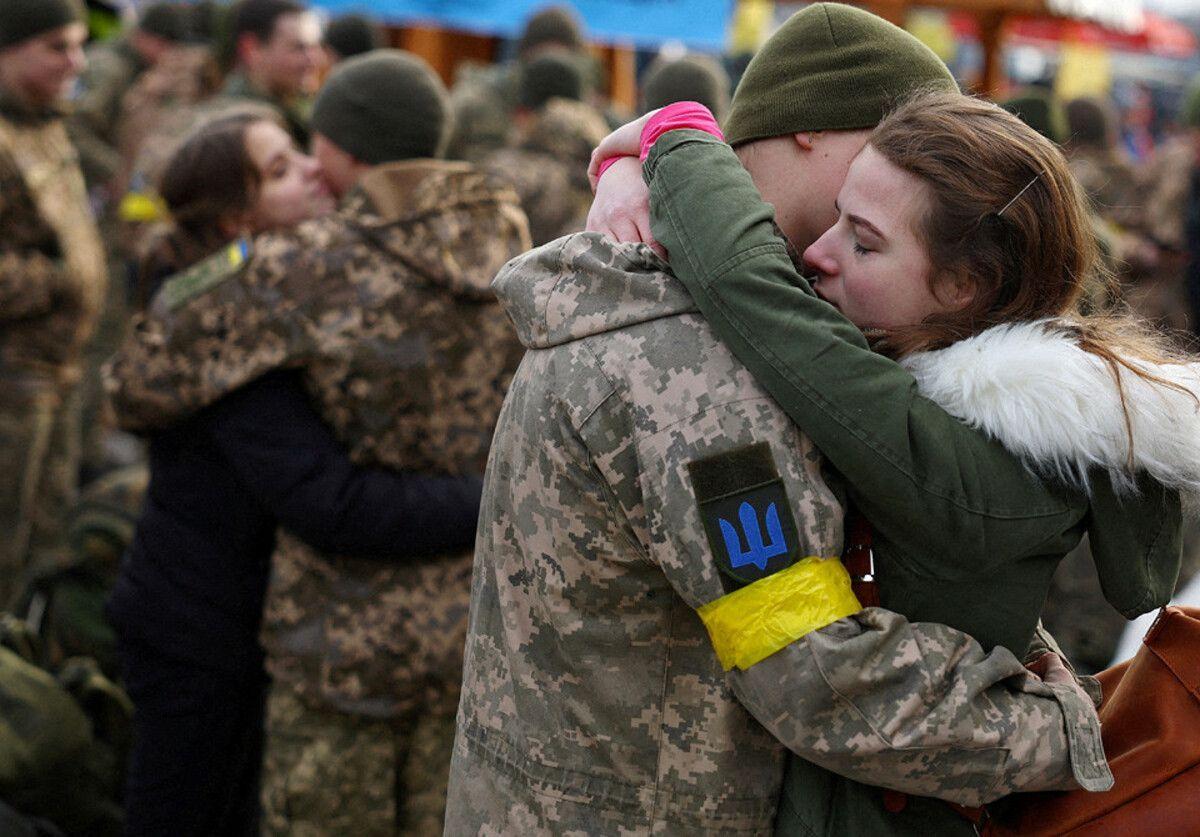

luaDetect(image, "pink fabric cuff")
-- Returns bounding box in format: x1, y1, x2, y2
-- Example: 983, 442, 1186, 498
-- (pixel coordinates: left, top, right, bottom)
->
639, 101, 724, 162
596, 154, 627, 180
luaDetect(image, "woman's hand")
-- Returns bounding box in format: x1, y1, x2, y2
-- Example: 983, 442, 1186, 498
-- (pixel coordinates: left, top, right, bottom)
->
586, 109, 659, 191
585, 156, 666, 259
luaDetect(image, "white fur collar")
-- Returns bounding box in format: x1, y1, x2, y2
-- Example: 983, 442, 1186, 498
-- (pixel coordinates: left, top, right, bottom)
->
900, 320, 1200, 495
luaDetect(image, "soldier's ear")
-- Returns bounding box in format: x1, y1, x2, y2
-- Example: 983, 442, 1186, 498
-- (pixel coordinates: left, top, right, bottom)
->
792, 132, 817, 153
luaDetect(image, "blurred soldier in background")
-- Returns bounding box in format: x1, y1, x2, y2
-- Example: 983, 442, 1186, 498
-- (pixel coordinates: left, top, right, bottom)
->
0, 0, 107, 606
68, 2, 193, 201
640, 51, 731, 119
219, 0, 322, 146
446, 4, 589, 162
323, 13, 384, 64
105, 50, 530, 835
482, 50, 609, 245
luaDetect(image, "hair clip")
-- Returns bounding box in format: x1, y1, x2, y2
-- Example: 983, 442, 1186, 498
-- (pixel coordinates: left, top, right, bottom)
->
997, 171, 1043, 217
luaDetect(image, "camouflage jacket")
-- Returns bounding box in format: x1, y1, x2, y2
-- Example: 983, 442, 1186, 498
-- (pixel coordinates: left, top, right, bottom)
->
114, 45, 218, 201
446, 62, 517, 163
67, 37, 146, 188
105, 161, 530, 716
446, 233, 1111, 835
482, 98, 610, 246
0, 91, 107, 385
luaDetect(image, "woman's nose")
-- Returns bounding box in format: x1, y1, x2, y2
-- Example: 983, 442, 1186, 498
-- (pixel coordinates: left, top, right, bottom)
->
802, 234, 837, 278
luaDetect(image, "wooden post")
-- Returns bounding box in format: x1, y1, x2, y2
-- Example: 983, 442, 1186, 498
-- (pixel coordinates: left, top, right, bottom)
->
592, 41, 638, 116
392, 25, 500, 86
869, 0, 910, 25
977, 11, 1007, 98
609, 41, 638, 115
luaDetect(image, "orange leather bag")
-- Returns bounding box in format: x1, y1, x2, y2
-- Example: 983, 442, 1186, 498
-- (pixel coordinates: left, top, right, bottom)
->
986, 606, 1200, 835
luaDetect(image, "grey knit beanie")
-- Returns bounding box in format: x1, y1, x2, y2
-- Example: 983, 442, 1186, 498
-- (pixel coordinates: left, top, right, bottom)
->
311, 50, 450, 164
0, 0, 83, 50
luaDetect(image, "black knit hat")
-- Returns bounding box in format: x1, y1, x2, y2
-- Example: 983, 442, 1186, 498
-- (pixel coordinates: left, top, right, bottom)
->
518, 50, 585, 110
517, 6, 585, 57
324, 14, 383, 60
311, 50, 449, 164
139, 3, 192, 44
724, 3, 957, 145
0, 0, 84, 50
642, 54, 731, 119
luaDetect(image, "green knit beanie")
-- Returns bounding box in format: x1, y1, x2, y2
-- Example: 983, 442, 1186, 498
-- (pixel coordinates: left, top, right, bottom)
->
0, 0, 83, 50
518, 50, 585, 110
642, 54, 731, 120
724, 3, 957, 145
517, 6, 585, 57
324, 14, 384, 60
311, 50, 450, 164
1000, 88, 1067, 145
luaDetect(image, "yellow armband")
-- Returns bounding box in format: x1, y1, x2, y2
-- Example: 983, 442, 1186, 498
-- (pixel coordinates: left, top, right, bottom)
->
698, 556, 861, 671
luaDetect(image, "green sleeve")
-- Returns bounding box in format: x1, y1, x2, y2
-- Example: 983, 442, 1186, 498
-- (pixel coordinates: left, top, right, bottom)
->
645, 131, 1077, 564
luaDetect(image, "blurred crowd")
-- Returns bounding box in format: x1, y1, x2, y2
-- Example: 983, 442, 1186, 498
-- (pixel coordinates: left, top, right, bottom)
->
0, 0, 1198, 834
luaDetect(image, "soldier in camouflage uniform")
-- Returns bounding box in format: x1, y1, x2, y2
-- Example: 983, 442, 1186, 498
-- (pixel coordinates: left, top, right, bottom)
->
449, 7, 1115, 834
0, 0, 107, 607
446, 5, 590, 163
483, 52, 611, 245
446, 232, 1109, 835
67, 3, 192, 196
216, 0, 322, 147
105, 51, 529, 835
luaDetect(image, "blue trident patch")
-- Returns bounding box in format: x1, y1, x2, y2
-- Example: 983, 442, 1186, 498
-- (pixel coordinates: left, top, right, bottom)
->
719, 502, 788, 571
688, 442, 801, 587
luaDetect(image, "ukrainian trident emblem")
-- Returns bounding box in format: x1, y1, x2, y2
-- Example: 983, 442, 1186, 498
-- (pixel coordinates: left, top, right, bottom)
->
718, 501, 789, 572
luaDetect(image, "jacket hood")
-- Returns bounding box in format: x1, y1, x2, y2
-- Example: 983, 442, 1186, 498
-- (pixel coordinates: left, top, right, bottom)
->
900, 319, 1200, 498
494, 232, 695, 348
901, 319, 1195, 618
350, 159, 531, 299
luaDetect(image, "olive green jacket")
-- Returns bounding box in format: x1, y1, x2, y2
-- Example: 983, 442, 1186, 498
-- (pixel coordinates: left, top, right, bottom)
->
645, 131, 1185, 835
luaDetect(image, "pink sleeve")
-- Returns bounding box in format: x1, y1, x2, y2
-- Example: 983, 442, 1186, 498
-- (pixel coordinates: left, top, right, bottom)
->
639, 101, 724, 162
596, 154, 626, 180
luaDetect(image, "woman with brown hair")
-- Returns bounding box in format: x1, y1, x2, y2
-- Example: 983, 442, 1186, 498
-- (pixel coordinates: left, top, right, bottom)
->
589, 92, 1199, 833
133, 107, 332, 306
107, 110, 484, 836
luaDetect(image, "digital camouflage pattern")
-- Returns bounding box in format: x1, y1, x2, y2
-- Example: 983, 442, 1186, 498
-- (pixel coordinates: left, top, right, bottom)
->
482, 97, 610, 246
446, 232, 1112, 835
261, 686, 454, 837
105, 159, 530, 829
0, 91, 107, 605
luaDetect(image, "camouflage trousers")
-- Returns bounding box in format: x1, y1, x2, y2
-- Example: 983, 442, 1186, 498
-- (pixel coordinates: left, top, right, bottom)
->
0, 382, 82, 608
261, 683, 456, 836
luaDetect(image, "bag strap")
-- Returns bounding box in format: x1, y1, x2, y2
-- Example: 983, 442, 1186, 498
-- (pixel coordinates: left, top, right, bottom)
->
843, 506, 880, 607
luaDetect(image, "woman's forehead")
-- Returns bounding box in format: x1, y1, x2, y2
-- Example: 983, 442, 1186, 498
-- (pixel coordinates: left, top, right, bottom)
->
841, 146, 929, 239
